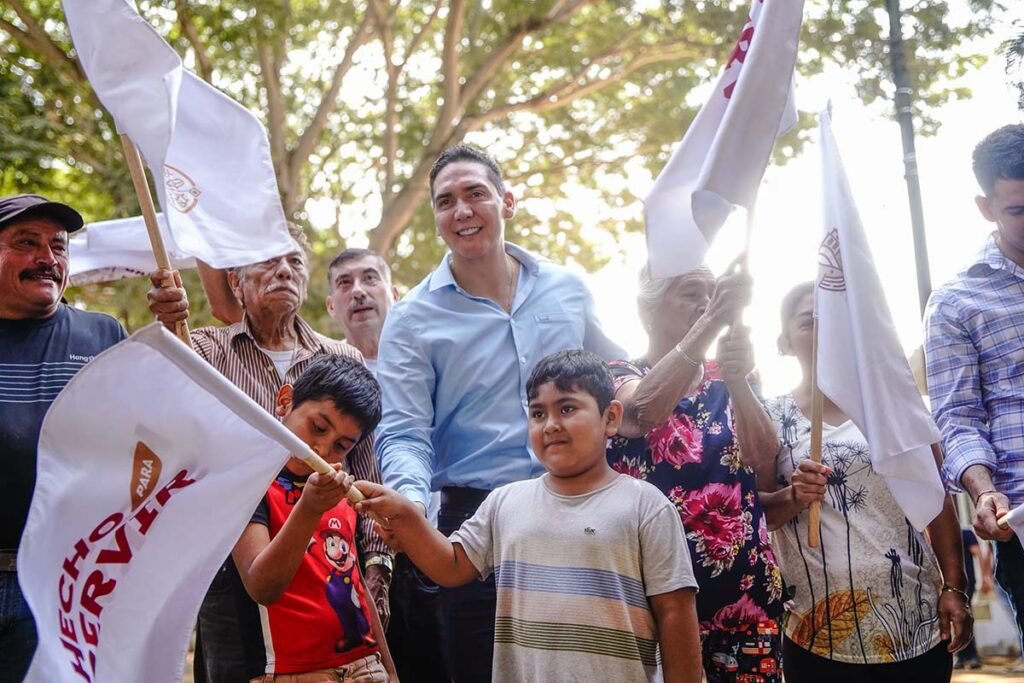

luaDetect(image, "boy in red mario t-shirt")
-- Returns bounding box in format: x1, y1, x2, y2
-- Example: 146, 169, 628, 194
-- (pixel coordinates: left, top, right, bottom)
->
231, 356, 387, 682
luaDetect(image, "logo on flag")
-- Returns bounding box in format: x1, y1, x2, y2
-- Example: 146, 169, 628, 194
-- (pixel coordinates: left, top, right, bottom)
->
130, 440, 163, 511
817, 228, 845, 292
163, 165, 202, 214
813, 109, 943, 531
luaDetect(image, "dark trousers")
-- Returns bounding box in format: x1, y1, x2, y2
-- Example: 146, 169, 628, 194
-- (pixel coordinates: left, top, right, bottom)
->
783, 637, 953, 682
385, 553, 451, 682
995, 534, 1024, 652
438, 488, 496, 683
0, 571, 35, 683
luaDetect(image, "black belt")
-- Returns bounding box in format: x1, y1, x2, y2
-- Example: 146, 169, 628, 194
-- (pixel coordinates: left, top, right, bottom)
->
0, 551, 17, 572
440, 486, 491, 509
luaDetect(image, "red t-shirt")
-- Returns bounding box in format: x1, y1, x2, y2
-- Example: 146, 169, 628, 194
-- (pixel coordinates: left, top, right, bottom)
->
251, 471, 378, 674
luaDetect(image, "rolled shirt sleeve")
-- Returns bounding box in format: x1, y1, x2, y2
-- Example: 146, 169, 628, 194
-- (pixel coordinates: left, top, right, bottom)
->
924, 292, 998, 491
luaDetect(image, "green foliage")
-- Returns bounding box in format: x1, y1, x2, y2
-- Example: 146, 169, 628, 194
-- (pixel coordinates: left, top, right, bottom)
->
0, 0, 1003, 333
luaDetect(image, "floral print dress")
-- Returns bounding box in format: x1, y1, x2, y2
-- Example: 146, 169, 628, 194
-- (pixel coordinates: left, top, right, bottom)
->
607, 359, 785, 682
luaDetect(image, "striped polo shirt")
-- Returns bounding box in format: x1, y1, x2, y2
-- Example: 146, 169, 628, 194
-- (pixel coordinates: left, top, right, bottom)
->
450, 474, 697, 682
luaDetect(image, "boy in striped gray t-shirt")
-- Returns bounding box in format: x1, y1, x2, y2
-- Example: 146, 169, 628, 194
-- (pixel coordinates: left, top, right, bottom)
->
356, 350, 700, 682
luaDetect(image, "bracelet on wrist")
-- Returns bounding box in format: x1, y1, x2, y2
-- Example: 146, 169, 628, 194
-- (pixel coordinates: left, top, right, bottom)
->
673, 341, 703, 369
973, 489, 1000, 506
941, 584, 971, 603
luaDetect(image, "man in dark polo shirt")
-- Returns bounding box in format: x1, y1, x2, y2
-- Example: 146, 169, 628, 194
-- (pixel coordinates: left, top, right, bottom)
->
0, 194, 127, 681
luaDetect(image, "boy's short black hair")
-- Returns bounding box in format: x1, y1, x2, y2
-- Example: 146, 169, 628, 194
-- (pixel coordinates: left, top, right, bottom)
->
429, 144, 506, 198
526, 349, 615, 414
292, 356, 382, 435
972, 124, 1024, 196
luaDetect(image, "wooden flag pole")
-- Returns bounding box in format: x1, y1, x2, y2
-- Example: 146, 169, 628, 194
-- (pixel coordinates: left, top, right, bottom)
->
808, 314, 824, 548
118, 134, 192, 348
299, 448, 399, 681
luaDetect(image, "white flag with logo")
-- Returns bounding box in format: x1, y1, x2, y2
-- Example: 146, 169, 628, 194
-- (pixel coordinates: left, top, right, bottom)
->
645, 0, 804, 278
815, 109, 944, 531
19, 323, 319, 681
70, 215, 196, 286
62, 0, 293, 268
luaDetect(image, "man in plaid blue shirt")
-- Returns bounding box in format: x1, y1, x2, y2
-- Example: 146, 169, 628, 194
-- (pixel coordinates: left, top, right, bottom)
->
925, 124, 1024, 640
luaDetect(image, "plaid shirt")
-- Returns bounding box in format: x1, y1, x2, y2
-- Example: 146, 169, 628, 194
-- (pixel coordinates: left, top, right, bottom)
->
925, 234, 1024, 506
191, 315, 389, 558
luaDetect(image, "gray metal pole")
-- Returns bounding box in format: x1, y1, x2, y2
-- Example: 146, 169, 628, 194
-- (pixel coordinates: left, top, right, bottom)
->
886, 0, 932, 316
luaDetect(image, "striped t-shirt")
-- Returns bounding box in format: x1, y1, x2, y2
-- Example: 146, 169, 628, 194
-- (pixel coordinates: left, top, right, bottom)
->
450, 474, 697, 682
0, 304, 126, 551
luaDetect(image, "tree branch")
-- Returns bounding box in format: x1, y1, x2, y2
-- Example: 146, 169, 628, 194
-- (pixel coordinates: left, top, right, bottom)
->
257, 36, 289, 196
467, 44, 698, 127
458, 0, 597, 113
286, 11, 374, 205
428, 0, 466, 148
176, 1, 214, 83
401, 1, 443, 66
369, 0, 400, 202
4, 0, 86, 81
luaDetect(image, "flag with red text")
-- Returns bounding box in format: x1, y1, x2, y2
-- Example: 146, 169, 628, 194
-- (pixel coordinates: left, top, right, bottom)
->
645, 0, 803, 277
19, 324, 313, 681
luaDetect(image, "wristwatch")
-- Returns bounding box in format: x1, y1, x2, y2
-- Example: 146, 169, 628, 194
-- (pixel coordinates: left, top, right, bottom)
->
364, 553, 394, 573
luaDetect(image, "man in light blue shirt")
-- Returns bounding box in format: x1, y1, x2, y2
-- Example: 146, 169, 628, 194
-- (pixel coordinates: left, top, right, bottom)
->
375, 145, 623, 681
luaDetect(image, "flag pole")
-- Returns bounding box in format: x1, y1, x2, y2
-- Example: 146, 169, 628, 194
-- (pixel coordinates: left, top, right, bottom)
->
118, 133, 192, 348
808, 314, 824, 548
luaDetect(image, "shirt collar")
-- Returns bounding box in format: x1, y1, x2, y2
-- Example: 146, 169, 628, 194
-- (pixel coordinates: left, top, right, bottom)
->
230, 313, 325, 354
427, 242, 541, 292
967, 233, 1020, 277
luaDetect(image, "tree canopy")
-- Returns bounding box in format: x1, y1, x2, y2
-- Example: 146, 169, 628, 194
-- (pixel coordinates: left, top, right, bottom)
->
0, 0, 1002, 333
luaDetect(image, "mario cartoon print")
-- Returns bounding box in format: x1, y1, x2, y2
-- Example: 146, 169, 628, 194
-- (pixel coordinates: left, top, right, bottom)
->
317, 518, 373, 652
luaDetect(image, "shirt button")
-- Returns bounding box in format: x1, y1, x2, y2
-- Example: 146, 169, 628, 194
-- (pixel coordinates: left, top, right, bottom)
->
520, 356, 527, 364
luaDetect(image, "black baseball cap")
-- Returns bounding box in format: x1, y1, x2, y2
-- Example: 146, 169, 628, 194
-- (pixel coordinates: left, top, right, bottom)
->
0, 194, 85, 233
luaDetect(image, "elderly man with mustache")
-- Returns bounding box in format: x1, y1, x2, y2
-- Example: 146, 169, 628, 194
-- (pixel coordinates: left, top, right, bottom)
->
0, 194, 128, 681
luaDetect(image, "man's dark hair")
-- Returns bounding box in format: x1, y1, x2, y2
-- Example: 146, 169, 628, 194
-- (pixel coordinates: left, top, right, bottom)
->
780, 281, 814, 330
972, 124, 1024, 196
292, 355, 382, 435
326, 248, 391, 287
428, 144, 506, 198
526, 349, 615, 414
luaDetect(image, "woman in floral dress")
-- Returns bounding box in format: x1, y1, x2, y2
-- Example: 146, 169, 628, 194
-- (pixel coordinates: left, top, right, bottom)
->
761, 282, 972, 682
607, 264, 785, 683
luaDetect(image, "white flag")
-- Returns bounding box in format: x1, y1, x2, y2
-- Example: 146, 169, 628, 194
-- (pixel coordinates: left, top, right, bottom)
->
815, 109, 944, 531
70, 215, 196, 286
645, 0, 803, 278
62, 0, 294, 269
18, 323, 318, 682
1001, 504, 1024, 548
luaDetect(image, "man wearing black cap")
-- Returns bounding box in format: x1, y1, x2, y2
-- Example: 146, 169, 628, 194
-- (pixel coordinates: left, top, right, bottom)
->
0, 194, 126, 681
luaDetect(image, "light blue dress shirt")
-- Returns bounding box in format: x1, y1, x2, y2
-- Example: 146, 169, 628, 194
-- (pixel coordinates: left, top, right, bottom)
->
925, 234, 1024, 507
375, 243, 625, 508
